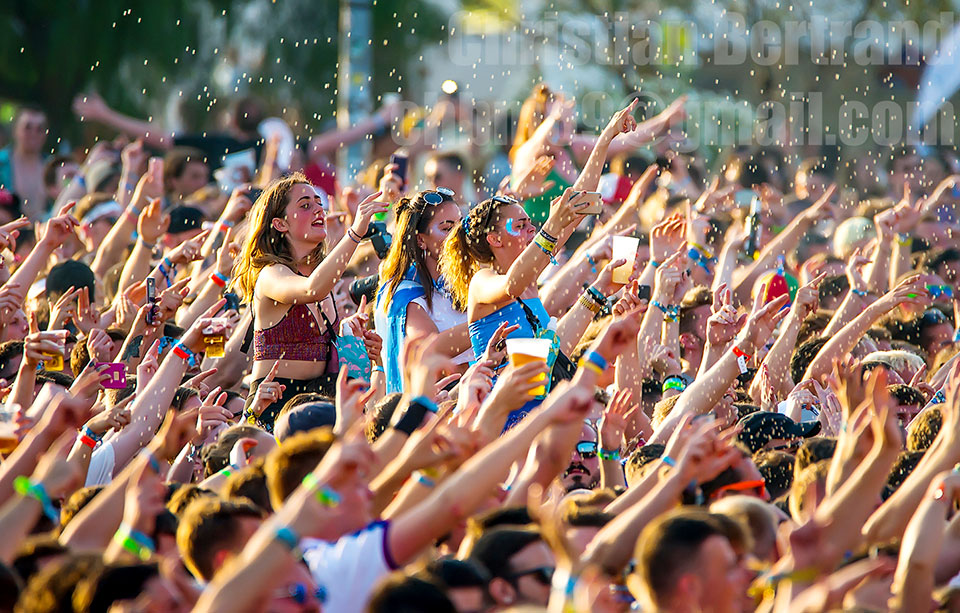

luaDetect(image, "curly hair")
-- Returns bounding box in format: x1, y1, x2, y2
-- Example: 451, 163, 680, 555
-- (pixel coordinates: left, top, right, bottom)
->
233, 172, 326, 303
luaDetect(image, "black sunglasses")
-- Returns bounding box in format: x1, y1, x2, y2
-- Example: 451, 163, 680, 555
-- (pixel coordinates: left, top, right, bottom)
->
575, 441, 598, 459
509, 566, 554, 586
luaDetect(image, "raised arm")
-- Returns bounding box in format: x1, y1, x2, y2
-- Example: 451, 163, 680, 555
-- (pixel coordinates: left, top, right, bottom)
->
803, 276, 928, 381
255, 192, 388, 305
73, 92, 175, 149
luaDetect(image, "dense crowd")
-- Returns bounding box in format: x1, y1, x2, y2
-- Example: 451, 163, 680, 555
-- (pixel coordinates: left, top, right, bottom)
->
0, 80, 959, 613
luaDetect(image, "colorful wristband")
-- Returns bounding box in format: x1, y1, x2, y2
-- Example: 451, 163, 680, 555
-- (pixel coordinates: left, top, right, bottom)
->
583, 350, 608, 371
598, 447, 621, 461
114, 523, 155, 561
275, 525, 300, 551
413, 470, 436, 488
210, 272, 228, 288
172, 342, 198, 367
78, 433, 98, 449
661, 455, 677, 467
410, 395, 439, 414
14, 476, 59, 522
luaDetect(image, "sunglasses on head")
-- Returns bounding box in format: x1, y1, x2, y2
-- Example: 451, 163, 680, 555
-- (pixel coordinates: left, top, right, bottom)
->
492, 195, 518, 205
711, 479, 767, 500
423, 187, 456, 205
508, 566, 554, 586
575, 441, 598, 458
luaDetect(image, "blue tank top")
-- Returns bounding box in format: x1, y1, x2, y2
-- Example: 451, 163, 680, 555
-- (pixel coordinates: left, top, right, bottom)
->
468, 298, 550, 359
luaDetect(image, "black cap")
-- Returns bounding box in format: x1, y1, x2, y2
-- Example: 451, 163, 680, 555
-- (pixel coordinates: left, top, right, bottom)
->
45, 260, 95, 302
736, 411, 821, 454
167, 205, 205, 235
274, 402, 337, 442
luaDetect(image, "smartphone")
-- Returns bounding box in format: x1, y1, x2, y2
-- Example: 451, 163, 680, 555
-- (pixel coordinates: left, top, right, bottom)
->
389, 152, 408, 186
637, 285, 652, 301
145, 277, 158, 325
577, 191, 603, 215
223, 291, 241, 313
246, 186, 264, 203
743, 196, 763, 260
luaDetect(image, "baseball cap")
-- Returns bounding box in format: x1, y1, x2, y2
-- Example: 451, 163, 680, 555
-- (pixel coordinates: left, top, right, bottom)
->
736, 411, 821, 454
273, 402, 337, 442
45, 260, 95, 302
167, 205, 205, 235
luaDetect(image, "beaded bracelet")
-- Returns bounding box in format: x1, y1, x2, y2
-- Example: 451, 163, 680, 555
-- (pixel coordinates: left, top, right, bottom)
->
578, 292, 602, 314
652, 300, 679, 321
13, 476, 59, 522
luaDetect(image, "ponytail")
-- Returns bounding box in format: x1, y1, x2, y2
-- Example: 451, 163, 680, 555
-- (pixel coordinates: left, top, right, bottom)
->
439, 198, 505, 311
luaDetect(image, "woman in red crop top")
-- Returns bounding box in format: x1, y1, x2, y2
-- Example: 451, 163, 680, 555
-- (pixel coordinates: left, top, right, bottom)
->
234, 172, 387, 430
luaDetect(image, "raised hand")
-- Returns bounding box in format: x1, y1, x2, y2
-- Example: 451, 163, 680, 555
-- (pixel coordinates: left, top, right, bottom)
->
478, 321, 520, 367
137, 198, 169, 247
195, 387, 233, 443
335, 367, 376, 435
601, 98, 639, 140
739, 291, 789, 353
598, 389, 637, 453
650, 213, 686, 263
165, 228, 210, 266
351, 191, 390, 237
706, 284, 746, 346
0, 216, 29, 253
509, 155, 556, 201
39, 201, 80, 249
612, 279, 647, 317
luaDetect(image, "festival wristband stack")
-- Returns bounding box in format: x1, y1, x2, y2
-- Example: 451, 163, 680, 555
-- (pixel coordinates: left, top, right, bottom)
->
13, 476, 59, 522
533, 229, 559, 265
652, 300, 680, 322
210, 271, 229, 288
113, 523, 156, 561
172, 342, 199, 368
302, 472, 342, 507
77, 425, 101, 450
578, 350, 608, 375
687, 243, 717, 271
578, 290, 604, 314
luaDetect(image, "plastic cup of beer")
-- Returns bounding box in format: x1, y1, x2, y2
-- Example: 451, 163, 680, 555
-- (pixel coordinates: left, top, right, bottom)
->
505, 338, 552, 397
611, 236, 640, 284
42, 334, 66, 372
202, 319, 227, 358
0, 406, 19, 455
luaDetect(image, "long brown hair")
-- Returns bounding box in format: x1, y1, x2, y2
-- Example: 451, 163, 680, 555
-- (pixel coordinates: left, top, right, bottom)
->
438, 198, 510, 311
233, 172, 325, 303
378, 191, 449, 311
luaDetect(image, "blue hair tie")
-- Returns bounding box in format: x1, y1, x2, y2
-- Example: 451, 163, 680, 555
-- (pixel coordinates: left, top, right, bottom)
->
461, 216, 470, 233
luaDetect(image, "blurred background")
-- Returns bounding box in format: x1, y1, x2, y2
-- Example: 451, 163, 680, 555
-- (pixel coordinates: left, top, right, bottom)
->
0, 0, 957, 171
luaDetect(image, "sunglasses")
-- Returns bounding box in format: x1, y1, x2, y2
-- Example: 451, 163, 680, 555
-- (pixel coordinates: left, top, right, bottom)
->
492, 195, 519, 205
509, 566, 554, 586
423, 187, 456, 205
711, 479, 767, 500
575, 441, 598, 459
275, 583, 326, 604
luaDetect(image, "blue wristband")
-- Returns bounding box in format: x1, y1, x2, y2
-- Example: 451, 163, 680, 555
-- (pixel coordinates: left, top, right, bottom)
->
411, 395, 439, 414
275, 526, 300, 551
662, 455, 677, 467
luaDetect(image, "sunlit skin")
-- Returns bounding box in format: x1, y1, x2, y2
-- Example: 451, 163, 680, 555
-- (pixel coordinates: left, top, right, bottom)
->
252, 184, 338, 382
406, 200, 464, 338
561, 423, 601, 491
169, 160, 210, 199
468, 203, 537, 322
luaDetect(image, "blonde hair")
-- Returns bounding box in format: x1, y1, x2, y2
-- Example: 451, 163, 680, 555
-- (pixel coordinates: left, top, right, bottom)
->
233, 173, 325, 303
438, 198, 510, 311
510, 84, 553, 161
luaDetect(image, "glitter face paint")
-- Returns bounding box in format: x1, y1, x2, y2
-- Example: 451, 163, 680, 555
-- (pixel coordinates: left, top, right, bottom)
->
504, 217, 521, 237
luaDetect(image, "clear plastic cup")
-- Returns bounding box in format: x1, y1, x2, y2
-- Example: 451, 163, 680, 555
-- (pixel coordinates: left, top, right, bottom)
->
505, 338, 552, 396
612, 236, 640, 284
